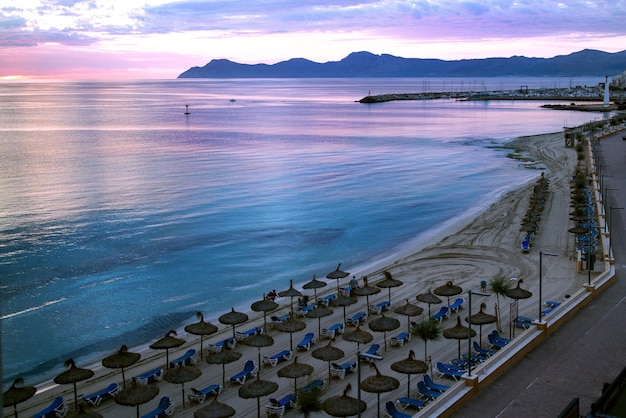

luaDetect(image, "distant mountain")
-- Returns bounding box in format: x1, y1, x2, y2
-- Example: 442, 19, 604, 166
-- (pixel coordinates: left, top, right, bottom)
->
178, 49, 626, 78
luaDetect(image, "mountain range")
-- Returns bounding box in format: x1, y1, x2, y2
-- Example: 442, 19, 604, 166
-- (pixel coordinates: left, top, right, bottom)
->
178, 49, 626, 79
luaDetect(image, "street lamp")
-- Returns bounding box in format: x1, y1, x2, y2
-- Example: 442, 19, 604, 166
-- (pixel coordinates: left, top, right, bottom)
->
467, 289, 490, 377
539, 251, 558, 321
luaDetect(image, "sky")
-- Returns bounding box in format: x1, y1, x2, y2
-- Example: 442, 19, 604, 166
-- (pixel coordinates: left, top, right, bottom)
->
1, 0, 626, 80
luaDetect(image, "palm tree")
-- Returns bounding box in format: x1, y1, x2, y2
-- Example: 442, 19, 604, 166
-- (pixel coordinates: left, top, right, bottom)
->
411, 321, 441, 364
490, 275, 511, 331
296, 384, 323, 417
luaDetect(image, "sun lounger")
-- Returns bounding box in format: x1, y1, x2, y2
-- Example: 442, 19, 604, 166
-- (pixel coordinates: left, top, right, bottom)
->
369, 300, 391, 314
296, 332, 315, 351
339, 286, 353, 297
229, 360, 258, 384
270, 314, 289, 329
188, 384, 222, 403
473, 341, 497, 357
169, 348, 198, 368
417, 381, 441, 400
448, 297, 465, 313
390, 332, 411, 347
488, 333, 508, 349
330, 361, 357, 379
140, 396, 174, 418
298, 379, 325, 393
207, 337, 236, 353
295, 304, 317, 317
514, 317, 533, 329
545, 300, 561, 308
431, 306, 449, 322
359, 343, 383, 362
133, 368, 164, 385
386, 400, 413, 417
317, 294, 336, 307
521, 238, 530, 252
436, 362, 465, 380
397, 397, 426, 410
491, 330, 511, 343
347, 311, 367, 326
321, 323, 344, 339
82, 382, 120, 406
424, 374, 450, 392
236, 327, 263, 341
33, 397, 67, 418
266, 393, 296, 417
262, 349, 293, 367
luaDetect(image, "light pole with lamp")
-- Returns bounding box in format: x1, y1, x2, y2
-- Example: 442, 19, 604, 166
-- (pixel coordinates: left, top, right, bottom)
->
539, 251, 558, 321
467, 289, 490, 377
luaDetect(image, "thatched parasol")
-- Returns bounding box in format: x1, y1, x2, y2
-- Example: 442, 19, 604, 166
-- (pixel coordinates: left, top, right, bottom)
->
434, 280, 463, 306
205, 350, 243, 387
360, 363, 400, 418
306, 305, 333, 336
322, 383, 367, 417
3, 377, 36, 418
164, 364, 202, 409
312, 340, 345, 383
185, 312, 219, 359
54, 358, 95, 411
303, 274, 327, 301
465, 302, 497, 344
219, 308, 249, 340
102, 344, 141, 387
67, 404, 103, 418
149, 330, 185, 366
277, 356, 314, 392
375, 271, 403, 303
416, 290, 442, 317
243, 330, 274, 374
568, 226, 589, 234
279, 279, 303, 315
368, 313, 400, 351
251, 296, 279, 331
115, 380, 159, 418
391, 350, 428, 397
342, 324, 374, 351
239, 378, 279, 418
193, 395, 236, 418
326, 263, 350, 295
330, 295, 358, 324
444, 316, 476, 358
273, 314, 306, 351
394, 299, 424, 334
505, 279, 533, 300
352, 276, 381, 312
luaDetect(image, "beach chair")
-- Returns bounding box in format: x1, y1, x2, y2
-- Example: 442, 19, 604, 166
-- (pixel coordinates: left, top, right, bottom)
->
207, 337, 236, 353
397, 397, 426, 410
140, 396, 174, 418
133, 368, 164, 385
431, 306, 449, 322
270, 314, 289, 329
514, 316, 534, 329
448, 297, 465, 313
321, 323, 344, 339
296, 332, 315, 351
521, 238, 530, 252
347, 311, 367, 326
262, 349, 293, 367
359, 343, 383, 362
424, 374, 450, 392
169, 348, 198, 368
545, 300, 561, 308
266, 393, 296, 417
386, 401, 413, 418
488, 333, 508, 349
473, 341, 497, 357
417, 381, 441, 400
436, 362, 465, 380
229, 360, 258, 384
339, 286, 353, 297
236, 327, 263, 341
82, 382, 120, 406
188, 384, 222, 403
298, 379, 325, 393
295, 304, 316, 317
369, 300, 391, 314
390, 332, 411, 347
492, 330, 511, 343
33, 397, 67, 418
317, 294, 336, 307
330, 361, 357, 379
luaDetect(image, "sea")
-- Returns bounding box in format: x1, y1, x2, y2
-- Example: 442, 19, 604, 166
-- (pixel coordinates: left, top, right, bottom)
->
0, 77, 606, 389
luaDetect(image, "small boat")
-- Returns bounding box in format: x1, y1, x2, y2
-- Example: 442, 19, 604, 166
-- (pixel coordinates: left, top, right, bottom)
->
184, 104, 190, 115
229, 99, 236, 103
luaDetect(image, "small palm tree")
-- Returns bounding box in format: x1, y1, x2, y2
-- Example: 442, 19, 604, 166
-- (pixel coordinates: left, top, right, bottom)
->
490, 275, 511, 331
296, 385, 323, 417
411, 320, 441, 363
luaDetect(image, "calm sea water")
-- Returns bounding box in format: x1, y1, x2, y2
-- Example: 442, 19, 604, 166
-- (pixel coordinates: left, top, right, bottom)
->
0, 77, 603, 387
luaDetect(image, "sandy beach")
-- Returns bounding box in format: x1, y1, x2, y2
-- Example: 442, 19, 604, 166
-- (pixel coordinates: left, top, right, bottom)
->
6, 130, 589, 418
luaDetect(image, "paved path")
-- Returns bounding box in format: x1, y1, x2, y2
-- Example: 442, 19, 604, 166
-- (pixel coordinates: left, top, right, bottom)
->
452, 130, 626, 418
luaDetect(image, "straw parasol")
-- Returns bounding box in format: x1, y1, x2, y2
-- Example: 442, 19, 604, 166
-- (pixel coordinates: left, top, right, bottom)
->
434, 280, 463, 306
164, 364, 202, 409
352, 276, 381, 312
243, 329, 274, 374
278, 279, 303, 315
360, 363, 400, 418
568, 226, 589, 234
303, 274, 327, 301
391, 350, 428, 397
193, 395, 236, 418
277, 356, 315, 392
273, 314, 306, 351
219, 308, 249, 340
312, 339, 345, 383
465, 302, 497, 344
102, 344, 141, 387
505, 279, 533, 300
342, 324, 373, 351
416, 290, 442, 317
115, 380, 159, 418
239, 377, 279, 418
306, 305, 333, 336
376, 271, 403, 304
68, 404, 103, 418
54, 358, 95, 411
250, 296, 278, 331
185, 312, 219, 359
444, 316, 476, 358
3, 377, 36, 418
322, 383, 367, 417
368, 313, 400, 351
149, 330, 185, 366
394, 299, 424, 334
205, 350, 243, 387
330, 295, 358, 325
326, 263, 350, 295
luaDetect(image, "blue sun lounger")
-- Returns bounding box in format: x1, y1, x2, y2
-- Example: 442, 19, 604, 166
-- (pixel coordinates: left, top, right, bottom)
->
207, 337, 236, 353
417, 381, 441, 400
140, 396, 174, 418
473, 341, 497, 357
83, 382, 120, 406
488, 333, 508, 349
386, 400, 413, 417
236, 327, 263, 341
169, 348, 198, 368
298, 379, 325, 393
188, 384, 222, 403
229, 360, 258, 384
369, 300, 391, 314
133, 368, 164, 385
262, 349, 293, 366
33, 397, 67, 418
359, 343, 383, 362
296, 332, 315, 351
317, 294, 336, 307
448, 297, 465, 312
431, 306, 449, 322
424, 374, 450, 392
266, 393, 296, 417
436, 362, 465, 380
321, 323, 344, 339
347, 311, 367, 326
397, 397, 426, 410
390, 332, 411, 347
330, 361, 357, 379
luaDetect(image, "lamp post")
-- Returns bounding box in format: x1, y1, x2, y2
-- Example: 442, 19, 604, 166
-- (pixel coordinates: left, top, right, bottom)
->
539, 251, 558, 321
467, 289, 489, 377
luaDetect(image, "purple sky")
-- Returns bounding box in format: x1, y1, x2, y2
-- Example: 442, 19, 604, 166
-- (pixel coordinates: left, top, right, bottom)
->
1, 0, 626, 79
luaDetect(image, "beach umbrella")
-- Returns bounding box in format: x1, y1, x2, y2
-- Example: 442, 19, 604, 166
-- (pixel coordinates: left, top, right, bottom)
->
312, 340, 345, 383
239, 377, 279, 418
376, 271, 403, 304
306, 305, 334, 336
326, 263, 350, 295
360, 363, 400, 418
54, 358, 95, 412
391, 350, 428, 398
3, 377, 36, 418
149, 330, 185, 366
243, 329, 274, 374
322, 383, 367, 417
465, 302, 497, 344
277, 356, 314, 392
115, 380, 159, 418
368, 313, 400, 351
278, 279, 303, 315
416, 290, 442, 317
330, 295, 358, 325
164, 364, 202, 409
193, 395, 236, 418
444, 316, 476, 358
185, 312, 219, 359
434, 280, 463, 306
205, 350, 243, 387
102, 344, 141, 387
568, 226, 589, 234
250, 296, 278, 331
342, 324, 374, 351
394, 299, 424, 334
352, 276, 381, 312
68, 404, 103, 418
273, 314, 306, 351
505, 279, 533, 300
219, 308, 249, 340
303, 274, 327, 301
